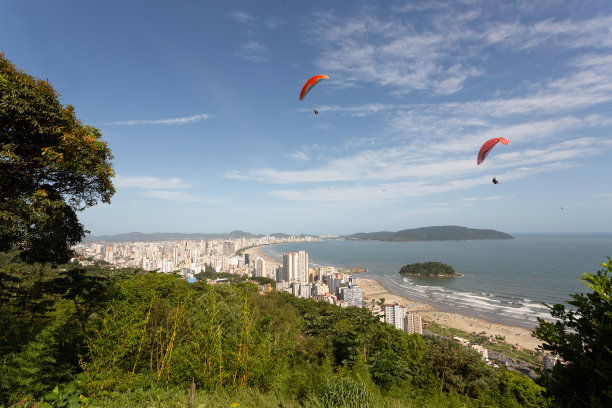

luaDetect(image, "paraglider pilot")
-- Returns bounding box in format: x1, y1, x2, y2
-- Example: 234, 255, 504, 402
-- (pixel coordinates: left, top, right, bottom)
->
492, 177, 499, 184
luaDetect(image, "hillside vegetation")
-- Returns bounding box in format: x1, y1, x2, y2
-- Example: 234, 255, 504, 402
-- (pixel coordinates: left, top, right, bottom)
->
0, 251, 547, 407
345, 226, 514, 241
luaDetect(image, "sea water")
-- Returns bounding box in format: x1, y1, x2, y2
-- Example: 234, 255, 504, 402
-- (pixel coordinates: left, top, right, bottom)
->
260, 234, 612, 329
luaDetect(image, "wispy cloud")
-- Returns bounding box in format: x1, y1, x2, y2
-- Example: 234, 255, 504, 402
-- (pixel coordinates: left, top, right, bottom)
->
592, 192, 612, 203
143, 190, 201, 202
227, 10, 254, 23
300, 103, 395, 117
116, 175, 230, 204
235, 41, 268, 63
305, 5, 612, 95
289, 150, 310, 160
227, 10, 284, 29
104, 113, 209, 126
265, 161, 576, 204
227, 134, 609, 185
115, 176, 191, 189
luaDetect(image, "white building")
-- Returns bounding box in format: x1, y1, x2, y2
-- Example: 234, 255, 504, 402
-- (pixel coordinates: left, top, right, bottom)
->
339, 285, 363, 307
404, 313, 423, 335
254, 257, 265, 278
385, 303, 406, 331
283, 250, 309, 283
469, 344, 489, 360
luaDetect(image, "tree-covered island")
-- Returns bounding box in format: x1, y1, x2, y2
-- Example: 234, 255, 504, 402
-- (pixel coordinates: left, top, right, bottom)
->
399, 261, 461, 277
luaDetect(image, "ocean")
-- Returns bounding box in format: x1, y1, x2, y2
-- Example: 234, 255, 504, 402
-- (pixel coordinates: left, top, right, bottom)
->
260, 234, 612, 329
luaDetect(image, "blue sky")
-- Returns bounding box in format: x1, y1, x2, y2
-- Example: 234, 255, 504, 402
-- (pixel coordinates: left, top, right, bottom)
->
3, 0, 612, 235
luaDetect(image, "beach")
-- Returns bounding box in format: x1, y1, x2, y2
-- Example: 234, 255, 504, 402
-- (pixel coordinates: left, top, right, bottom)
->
245, 245, 542, 351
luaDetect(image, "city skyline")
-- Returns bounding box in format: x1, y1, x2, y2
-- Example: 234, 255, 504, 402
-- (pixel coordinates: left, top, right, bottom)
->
3, 0, 612, 235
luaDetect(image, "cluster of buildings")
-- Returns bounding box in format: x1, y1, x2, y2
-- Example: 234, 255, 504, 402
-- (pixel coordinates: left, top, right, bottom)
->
73, 235, 321, 278
383, 302, 424, 335
73, 236, 364, 307
247, 249, 364, 308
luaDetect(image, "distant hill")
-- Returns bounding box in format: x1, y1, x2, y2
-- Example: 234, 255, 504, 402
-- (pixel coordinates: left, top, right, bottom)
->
344, 226, 514, 241
83, 230, 264, 242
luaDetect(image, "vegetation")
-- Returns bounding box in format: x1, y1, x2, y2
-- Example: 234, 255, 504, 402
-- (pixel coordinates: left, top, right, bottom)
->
195, 265, 276, 287
1, 253, 550, 407
399, 261, 459, 277
425, 321, 543, 367
533, 257, 612, 407
0, 54, 115, 264
345, 226, 514, 241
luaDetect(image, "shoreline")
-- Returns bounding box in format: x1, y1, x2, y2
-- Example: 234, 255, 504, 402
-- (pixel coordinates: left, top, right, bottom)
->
244, 243, 542, 351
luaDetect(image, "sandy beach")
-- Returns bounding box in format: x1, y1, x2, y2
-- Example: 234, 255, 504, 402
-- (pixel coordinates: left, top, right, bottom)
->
357, 277, 542, 350
245, 245, 542, 351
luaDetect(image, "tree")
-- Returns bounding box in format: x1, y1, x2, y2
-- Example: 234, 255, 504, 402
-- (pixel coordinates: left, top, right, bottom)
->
533, 257, 612, 407
0, 53, 114, 264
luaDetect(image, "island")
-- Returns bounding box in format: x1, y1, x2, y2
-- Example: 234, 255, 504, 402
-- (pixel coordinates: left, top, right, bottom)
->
344, 225, 514, 241
399, 262, 461, 277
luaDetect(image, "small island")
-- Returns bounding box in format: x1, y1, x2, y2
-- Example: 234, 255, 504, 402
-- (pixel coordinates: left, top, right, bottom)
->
399, 262, 461, 277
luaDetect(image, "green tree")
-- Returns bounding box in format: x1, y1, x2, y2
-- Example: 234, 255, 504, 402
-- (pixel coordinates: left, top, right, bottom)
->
498, 370, 548, 408
533, 258, 612, 407
0, 53, 114, 264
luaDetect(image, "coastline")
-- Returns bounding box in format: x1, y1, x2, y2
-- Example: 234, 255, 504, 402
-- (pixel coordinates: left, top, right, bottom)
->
244, 244, 542, 351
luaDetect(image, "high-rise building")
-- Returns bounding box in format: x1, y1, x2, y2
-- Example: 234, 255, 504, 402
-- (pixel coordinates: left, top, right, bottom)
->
283, 250, 309, 283
339, 285, 363, 307
104, 245, 113, 263
385, 303, 406, 331
254, 257, 265, 278
404, 313, 423, 334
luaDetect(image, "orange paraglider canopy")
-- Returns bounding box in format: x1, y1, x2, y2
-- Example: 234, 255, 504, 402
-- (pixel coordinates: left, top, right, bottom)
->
477, 137, 509, 165
299, 75, 329, 100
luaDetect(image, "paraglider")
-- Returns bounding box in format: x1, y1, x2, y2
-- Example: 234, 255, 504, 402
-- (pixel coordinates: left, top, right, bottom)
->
300, 75, 328, 115
492, 177, 499, 184
477, 137, 509, 165
299, 75, 329, 100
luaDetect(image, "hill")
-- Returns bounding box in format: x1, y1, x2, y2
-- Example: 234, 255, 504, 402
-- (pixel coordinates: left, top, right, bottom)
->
344, 226, 514, 241
82, 230, 264, 242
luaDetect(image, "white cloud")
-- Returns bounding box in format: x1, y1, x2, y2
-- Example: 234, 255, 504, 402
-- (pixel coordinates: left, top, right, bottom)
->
143, 190, 201, 202
266, 161, 577, 204
305, 5, 612, 95
289, 150, 310, 160
235, 41, 268, 63
302, 103, 395, 117
115, 176, 190, 189
264, 16, 285, 30
104, 113, 209, 126
227, 10, 254, 23
228, 134, 610, 185
592, 192, 612, 203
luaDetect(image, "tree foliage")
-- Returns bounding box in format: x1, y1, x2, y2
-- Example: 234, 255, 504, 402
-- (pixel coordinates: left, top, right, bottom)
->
0, 53, 115, 264
533, 258, 612, 407
399, 261, 458, 277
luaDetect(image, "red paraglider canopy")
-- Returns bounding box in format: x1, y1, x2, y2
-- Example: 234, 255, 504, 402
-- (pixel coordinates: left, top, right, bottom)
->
299, 75, 329, 100
477, 137, 509, 165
